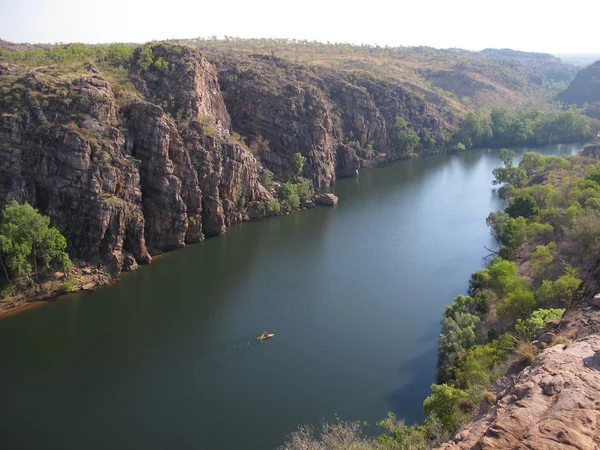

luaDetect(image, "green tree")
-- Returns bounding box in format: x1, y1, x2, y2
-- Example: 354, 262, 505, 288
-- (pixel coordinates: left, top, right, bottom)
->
499, 217, 527, 259
397, 129, 420, 156
497, 285, 536, 324
529, 242, 556, 283
505, 194, 539, 219
289, 152, 306, 179
552, 268, 582, 307
438, 312, 480, 382
137, 44, 154, 71
499, 148, 516, 168
486, 210, 510, 246
566, 210, 600, 261
423, 384, 471, 435
518, 152, 542, 176
0, 201, 71, 282
278, 182, 300, 211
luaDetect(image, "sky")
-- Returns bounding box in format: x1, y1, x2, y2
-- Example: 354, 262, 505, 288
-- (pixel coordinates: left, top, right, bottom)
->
1, 0, 599, 54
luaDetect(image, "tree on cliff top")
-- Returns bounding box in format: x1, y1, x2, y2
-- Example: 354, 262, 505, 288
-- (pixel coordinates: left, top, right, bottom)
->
0, 201, 71, 282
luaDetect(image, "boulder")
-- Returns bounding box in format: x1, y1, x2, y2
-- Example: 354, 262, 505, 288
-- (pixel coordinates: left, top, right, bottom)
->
591, 293, 600, 307
316, 193, 339, 206
122, 253, 139, 272
538, 332, 555, 344
82, 283, 96, 291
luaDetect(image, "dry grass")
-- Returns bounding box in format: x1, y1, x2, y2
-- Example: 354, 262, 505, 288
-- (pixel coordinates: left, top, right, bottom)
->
552, 328, 577, 348
514, 339, 539, 365
483, 390, 497, 405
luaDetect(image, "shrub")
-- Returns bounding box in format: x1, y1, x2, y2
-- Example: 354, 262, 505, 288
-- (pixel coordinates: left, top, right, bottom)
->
514, 308, 565, 339
377, 412, 428, 449
497, 285, 536, 324
444, 294, 488, 318
468, 269, 491, 294
278, 182, 300, 211
278, 419, 376, 450
0, 283, 15, 298
552, 269, 582, 307
423, 384, 471, 435
295, 179, 313, 201
438, 312, 480, 382
137, 45, 154, 71
262, 172, 273, 190
454, 335, 512, 389
529, 242, 556, 283
289, 152, 306, 179
267, 199, 281, 215
487, 259, 520, 295
506, 194, 539, 219
60, 280, 77, 293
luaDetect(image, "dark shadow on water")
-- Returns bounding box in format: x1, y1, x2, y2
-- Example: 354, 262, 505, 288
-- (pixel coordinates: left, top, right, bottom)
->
383, 345, 438, 425
381, 320, 441, 426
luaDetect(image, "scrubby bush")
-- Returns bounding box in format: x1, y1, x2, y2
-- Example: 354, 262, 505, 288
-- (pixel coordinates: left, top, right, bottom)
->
505, 194, 539, 219
267, 199, 281, 215
514, 308, 565, 339
423, 384, 472, 435
278, 182, 300, 211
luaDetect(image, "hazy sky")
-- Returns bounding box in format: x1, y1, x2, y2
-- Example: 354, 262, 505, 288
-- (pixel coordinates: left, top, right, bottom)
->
1, 0, 599, 53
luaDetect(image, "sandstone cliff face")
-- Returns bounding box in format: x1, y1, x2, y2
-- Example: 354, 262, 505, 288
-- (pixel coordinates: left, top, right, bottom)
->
0, 63, 151, 273
438, 308, 600, 450
0, 44, 271, 273
208, 54, 459, 189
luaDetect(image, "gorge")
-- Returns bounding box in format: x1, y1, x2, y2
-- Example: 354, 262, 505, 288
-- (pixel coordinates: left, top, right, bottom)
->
1, 38, 599, 450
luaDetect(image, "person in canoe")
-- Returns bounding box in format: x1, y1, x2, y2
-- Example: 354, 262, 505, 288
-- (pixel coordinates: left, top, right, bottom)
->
257, 331, 274, 340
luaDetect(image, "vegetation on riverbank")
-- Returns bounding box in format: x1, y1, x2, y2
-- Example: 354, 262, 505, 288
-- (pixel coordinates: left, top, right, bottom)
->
281, 147, 600, 449
0, 201, 72, 299
454, 108, 594, 149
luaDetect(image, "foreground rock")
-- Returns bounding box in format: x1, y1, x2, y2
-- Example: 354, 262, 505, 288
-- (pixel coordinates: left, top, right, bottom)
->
438, 309, 600, 450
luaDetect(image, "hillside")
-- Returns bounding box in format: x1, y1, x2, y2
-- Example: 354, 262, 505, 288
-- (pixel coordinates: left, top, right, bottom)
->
190, 38, 577, 110
558, 60, 600, 118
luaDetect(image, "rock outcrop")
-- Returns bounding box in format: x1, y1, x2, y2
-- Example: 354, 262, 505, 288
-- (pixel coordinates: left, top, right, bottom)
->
0, 43, 469, 277
0, 44, 271, 274
438, 308, 600, 450
208, 53, 459, 190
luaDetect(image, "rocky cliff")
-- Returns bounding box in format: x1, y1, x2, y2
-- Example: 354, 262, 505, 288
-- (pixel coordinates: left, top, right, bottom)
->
208, 53, 458, 189
0, 42, 466, 276
558, 60, 600, 118
438, 307, 600, 450
0, 44, 271, 275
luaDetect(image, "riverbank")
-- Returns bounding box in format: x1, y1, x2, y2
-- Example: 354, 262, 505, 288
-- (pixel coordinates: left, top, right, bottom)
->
0, 192, 340, 316
0, 266, 113, 316
279, 144, 600, 449
423, 145, 600, 447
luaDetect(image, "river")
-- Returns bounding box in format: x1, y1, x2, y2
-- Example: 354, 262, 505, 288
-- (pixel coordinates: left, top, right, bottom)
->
0, 144, 581, 450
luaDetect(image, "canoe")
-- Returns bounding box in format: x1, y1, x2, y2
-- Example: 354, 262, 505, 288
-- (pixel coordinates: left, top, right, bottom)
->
256, 333, 274, 341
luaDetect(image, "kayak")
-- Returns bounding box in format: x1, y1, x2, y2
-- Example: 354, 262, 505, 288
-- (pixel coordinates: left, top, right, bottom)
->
257, 333, 274, 341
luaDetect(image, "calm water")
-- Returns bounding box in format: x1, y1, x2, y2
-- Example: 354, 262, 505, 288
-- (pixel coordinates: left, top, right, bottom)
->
0, 144, 581, 450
